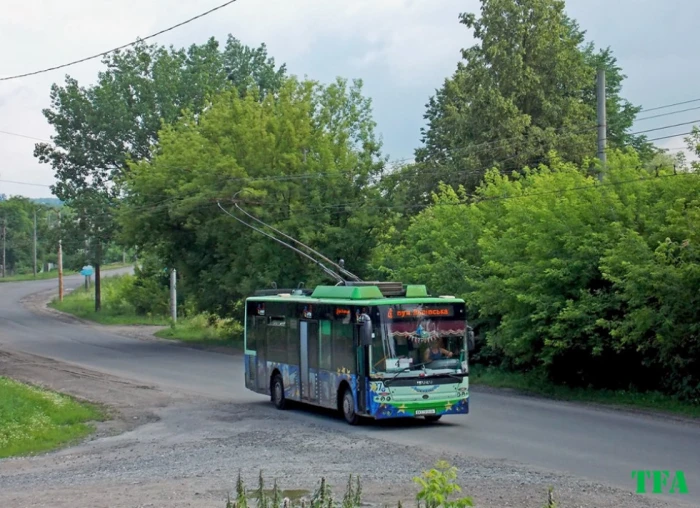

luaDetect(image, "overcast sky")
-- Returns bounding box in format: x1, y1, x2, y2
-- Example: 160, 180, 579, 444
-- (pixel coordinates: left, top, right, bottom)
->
1, 0, 699, 199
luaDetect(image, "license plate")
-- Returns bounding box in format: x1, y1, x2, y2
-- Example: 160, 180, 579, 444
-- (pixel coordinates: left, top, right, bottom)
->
415, 409, 436, 415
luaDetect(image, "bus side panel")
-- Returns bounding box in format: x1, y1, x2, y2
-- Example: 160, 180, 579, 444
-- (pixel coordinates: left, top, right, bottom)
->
332, 373, 359, 411
268, 361, 300, 401
244, 353, 257, 392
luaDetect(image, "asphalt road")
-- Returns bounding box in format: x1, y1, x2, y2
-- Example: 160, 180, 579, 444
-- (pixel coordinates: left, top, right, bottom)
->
1, 269, 699, 504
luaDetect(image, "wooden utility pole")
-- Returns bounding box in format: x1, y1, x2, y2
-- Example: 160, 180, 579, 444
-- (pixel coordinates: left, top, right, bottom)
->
58, 211, 63, 301
170, 268, 177, 323
95, 242, 102, 312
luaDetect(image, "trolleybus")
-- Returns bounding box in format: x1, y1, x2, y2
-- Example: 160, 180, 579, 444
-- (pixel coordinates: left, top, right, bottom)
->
243, 281, 474, 424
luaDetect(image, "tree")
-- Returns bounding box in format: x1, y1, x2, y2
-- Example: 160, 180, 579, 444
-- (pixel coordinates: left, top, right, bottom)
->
404, 0, 647, 210
33, 35, 287, 310
118, 75, 387, 314
375, 147, 700, 400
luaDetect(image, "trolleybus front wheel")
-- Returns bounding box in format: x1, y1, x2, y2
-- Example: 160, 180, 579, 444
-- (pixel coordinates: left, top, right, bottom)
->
271, 373, 288, 410
341, 388, 359, 425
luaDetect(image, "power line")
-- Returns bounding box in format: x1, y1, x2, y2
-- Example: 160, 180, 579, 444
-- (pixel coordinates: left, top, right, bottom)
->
0, 0, 240, 82
639, 98, 700, 113
635, 105, 700, 122
646, 131, 697, 143
0, 179, 52, 188
5, 165, 697, 224
628, 119, 700, 137
0, 130, 52, 143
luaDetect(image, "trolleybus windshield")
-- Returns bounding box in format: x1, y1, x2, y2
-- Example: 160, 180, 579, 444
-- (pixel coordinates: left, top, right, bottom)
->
370, 303, 467, 376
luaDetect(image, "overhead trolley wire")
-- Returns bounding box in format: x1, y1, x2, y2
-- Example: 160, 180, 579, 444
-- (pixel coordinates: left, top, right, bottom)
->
0, 0, 240, 81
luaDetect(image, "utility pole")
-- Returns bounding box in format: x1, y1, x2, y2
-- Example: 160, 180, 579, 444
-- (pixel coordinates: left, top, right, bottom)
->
33, 210, 37, 277
170, 268, 177, 323
57, 211, 63, 301
1, 216, 6, 278
596, 67, 607, 180
95, 242, 102, 312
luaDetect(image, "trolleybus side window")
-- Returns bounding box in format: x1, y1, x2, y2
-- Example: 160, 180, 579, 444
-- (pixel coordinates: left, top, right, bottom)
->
320, 321, 332, 371
331, 321, 355, 373
246, 315, 264, 352
267, 315, 287, 363
286, 318, 299, 367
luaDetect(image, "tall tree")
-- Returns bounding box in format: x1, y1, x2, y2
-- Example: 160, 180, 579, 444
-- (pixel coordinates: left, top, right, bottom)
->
403, 0, 647, 209
118, 76, 387, 314
33, 35, 286, 309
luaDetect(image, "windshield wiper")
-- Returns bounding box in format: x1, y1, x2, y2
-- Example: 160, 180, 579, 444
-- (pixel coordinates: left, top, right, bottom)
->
383, 362, 428, 386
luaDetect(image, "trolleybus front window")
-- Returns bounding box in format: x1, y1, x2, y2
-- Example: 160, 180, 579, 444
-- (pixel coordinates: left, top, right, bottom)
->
370, 304, 467, 376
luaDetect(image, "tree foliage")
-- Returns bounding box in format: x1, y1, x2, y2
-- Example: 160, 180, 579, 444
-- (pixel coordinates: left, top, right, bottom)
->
33, 35, 286, 307
398, 0, 652, 210
118, 75, 387, 314
375, 148, 700, 400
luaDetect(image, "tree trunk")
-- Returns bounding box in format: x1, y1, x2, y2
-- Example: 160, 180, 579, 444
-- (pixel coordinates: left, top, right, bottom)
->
95, 243, 102, 312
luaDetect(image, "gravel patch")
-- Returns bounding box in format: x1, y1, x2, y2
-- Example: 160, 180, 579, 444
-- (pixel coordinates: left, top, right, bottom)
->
0, 348, 691, 508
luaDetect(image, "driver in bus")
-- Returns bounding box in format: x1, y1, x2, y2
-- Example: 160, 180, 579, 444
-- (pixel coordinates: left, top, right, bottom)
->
424, 339, 453, 362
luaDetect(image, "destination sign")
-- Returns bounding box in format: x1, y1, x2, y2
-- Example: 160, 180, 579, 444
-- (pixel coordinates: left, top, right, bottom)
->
383, 305, 456, 320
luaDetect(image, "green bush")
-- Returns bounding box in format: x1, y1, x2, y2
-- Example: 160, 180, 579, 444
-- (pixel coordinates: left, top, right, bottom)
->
122, 255, 170, 316
376, 149, 700, 401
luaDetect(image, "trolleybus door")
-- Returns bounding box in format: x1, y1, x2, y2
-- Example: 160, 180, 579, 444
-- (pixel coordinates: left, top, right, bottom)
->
299, 321, 319, 403
356, 335, 369, 414
300, 321, 310, 400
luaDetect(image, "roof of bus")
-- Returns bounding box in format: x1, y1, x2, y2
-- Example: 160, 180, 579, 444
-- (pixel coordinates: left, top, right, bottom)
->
245, 284, 465, 306
246, 295, 465, 306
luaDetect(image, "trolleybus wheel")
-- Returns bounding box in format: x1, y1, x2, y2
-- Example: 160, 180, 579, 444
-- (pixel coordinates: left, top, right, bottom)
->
271, 373, 288, 410
424, 415, 442, 423
342, 388, 359, 425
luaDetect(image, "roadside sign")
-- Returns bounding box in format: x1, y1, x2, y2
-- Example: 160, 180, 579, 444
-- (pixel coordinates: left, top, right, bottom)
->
80, 265, 94, 277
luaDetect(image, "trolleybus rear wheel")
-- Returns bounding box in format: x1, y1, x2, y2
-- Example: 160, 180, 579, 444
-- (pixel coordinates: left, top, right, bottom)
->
342, 388, 359, 425
271, 373, 288, 410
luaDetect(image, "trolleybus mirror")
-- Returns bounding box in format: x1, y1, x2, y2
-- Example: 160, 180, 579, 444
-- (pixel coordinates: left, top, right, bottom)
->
359, 314, 373, 346
466, 326, 475, 351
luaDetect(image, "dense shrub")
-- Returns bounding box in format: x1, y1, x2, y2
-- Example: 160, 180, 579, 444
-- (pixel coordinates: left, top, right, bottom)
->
375, 149, 700, 401
121, 257, 171, 316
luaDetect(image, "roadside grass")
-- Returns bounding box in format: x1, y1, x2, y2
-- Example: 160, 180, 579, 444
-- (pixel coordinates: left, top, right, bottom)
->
155, 315, 243, 348
0, 269, 77, 282
50, 274, 243, 348
48, 273, 169, 326
0, 376, 105, 458
0, 262, 130, 283
470, 364, 700, 419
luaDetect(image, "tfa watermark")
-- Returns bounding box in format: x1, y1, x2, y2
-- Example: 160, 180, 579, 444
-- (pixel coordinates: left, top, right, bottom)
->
631, 470, 688, 494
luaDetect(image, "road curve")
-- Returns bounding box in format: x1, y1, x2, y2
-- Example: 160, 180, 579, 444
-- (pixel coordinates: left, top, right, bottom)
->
1, 270, 699, 504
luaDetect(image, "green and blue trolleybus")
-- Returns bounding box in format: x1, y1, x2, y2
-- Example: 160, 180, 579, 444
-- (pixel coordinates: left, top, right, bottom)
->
243, 281, 475, 424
